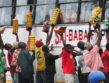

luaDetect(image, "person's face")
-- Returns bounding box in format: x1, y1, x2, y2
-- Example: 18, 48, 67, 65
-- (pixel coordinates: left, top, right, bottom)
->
66, 46, 72, 53
99, 80, 104, 83
84, 42, 93, 51
39, 42, 43, 47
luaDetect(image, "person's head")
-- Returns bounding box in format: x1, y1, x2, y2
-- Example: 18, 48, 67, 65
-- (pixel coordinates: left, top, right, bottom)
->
106, 43, 109, 51
13, 42, 18, 49
35, 39, 43, 48
77, 41, 85, 50
42, 45, 49, 53
4, 43, 12, 50
88, 71, 105, 83
84, 42, 93, 51
65, 44, 72, 53
18, 42, 26, 50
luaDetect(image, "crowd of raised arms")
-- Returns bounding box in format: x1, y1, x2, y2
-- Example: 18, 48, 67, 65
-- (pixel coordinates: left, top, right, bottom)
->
0, 20, 109, 83
0, 1, 109, 83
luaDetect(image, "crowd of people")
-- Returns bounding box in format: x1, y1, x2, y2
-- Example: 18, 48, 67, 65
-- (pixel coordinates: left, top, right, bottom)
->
0, 8, 109, 83
0, 20, 108, 83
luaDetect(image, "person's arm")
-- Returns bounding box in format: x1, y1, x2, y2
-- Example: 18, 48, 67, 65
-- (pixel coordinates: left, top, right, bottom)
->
46, 53, 60, 61
15, 34, 19, 42
96, 26, 102, 47
73, 50, 83, 55
59, 33, 66, 47
87, 22, 92, 42
46, 26, 54, 46
0, 34, 4, 49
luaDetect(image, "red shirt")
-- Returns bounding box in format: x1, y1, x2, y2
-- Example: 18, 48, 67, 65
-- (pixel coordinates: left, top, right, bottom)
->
8, 51, 12, 66
62, 49, 75, 74
7, 51, 13, 75
101, 49, 109, 72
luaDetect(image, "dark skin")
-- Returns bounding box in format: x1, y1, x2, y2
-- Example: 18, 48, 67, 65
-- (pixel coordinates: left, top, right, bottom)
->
38, 25, 54, 48
88, 22, 102, 51
14, 34, 19, 42
46, 26, 54, 47
0, 34, 4, 50
59, 33, 82, 55
106, 28, 109, 43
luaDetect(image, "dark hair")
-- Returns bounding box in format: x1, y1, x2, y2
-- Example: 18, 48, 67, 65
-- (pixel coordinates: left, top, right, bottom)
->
65, 44, 72, 48
4, 44, 8, 50
106, 43, 109, 51
42, 46, 49, 53
18, 42, 26, 49
77, 41, 85, 50
4, 43, 12, 50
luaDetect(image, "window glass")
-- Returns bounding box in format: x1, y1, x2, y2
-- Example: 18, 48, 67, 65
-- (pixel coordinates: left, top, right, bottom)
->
16, 6, 29, 24
105, 1, 109, 18
37, 0, 55, 4
0, 0, 12, 6
80, 2, 98, 22
81, 0, 97, 1
60, 3, 78, 23
0, 7, 12, 25
17, 0, 27, 5
59, 0, 79, 3
35, 5, 55, 24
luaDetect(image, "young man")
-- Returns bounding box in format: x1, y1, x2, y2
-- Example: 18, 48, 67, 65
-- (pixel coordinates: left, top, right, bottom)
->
35, 26, 54, 83
42, 45, 60, 83
77, 22, 91, 83
88, 71, 105, 83
59, 33, 75, 83
84, 22, 103, 71
10, 42, 21, 83
101, 43, 109, 83
18, 42, 35, 83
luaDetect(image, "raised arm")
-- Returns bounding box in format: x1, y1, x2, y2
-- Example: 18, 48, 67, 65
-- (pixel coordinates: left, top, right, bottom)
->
96, 23, 102, 47
87, 22, 92, 42
60, 33, 66, 47
15, 34, 19, 42
0, 34, 4, 49
46, 26, 54, 46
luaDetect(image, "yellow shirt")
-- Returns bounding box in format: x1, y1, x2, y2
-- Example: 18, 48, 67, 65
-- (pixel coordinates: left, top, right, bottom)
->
35, 46, 46, 71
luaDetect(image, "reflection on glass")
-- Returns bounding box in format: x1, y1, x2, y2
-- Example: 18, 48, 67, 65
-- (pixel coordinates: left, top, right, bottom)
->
0, 0, 12, 6
35, 5, 55, 24
60, 3, 78, 23
105, 1, 109, 18
80, 2, 98, 22
17, 0, 27, 5
37, 0, 55, 4
0, 7, 12, 25
16, 6, 29, 24
59, 0, 78, 3
81, 0, 96, 1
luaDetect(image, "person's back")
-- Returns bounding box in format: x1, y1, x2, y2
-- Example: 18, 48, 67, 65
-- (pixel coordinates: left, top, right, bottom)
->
35, 46, 46, 71
19, 50, 34, 74
18, 42, 35, 83
42, 45, 60, 83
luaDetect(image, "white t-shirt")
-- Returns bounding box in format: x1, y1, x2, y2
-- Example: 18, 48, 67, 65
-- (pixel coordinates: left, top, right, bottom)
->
78, 50, 91, 73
